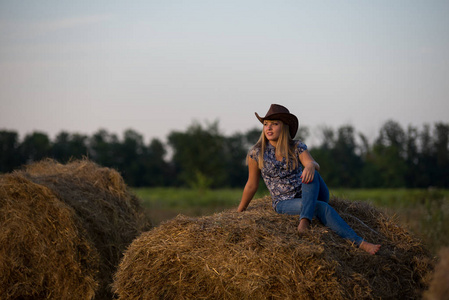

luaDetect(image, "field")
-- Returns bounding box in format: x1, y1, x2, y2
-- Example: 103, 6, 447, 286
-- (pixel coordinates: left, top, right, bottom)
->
133, 187, 449, 255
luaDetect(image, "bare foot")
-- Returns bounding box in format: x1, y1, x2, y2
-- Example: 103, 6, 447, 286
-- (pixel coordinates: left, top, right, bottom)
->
297, 218, 311, 234
359, 241, 381, 255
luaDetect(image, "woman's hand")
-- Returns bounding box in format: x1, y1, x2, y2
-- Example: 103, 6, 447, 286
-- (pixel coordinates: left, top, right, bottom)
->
300, 162, 316, 183
299, 150, 320, 184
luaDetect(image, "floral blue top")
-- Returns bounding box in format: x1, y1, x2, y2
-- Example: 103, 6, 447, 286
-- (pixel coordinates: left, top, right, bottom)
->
248, 141, 308, 209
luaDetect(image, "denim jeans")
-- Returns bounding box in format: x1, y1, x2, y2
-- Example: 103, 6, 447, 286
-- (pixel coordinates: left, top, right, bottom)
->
275, 171, 363, 245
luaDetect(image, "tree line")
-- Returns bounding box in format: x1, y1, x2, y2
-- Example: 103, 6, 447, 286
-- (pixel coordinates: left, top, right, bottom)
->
1, 120, 448, 188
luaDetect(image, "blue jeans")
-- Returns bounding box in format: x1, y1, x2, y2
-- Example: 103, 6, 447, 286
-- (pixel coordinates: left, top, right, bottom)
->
275, 171, 363, 245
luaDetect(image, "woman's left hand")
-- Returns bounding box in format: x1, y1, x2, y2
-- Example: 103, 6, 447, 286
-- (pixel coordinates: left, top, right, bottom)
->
300, 163, 315, 184
299, 150, 320, 184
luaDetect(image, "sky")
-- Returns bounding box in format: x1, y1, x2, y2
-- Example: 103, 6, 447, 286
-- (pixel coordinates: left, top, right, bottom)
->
1, 0, 448, 146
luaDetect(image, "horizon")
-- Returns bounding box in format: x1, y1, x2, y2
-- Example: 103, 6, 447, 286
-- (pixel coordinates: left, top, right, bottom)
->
2, 118, 446, 150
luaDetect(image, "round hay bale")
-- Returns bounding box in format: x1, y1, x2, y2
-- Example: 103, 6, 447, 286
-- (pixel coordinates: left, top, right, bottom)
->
424, 247, 449, 300
0, 174, 99, 299
113, 196, 434, 300
21, 158, 152, 299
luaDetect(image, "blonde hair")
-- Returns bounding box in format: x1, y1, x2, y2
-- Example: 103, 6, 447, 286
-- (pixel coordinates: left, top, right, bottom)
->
248, 121, 299, 170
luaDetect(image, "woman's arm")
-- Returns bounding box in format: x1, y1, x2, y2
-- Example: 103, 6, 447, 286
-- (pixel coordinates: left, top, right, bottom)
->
237, 157, 261, 212
299, 150, 320, 184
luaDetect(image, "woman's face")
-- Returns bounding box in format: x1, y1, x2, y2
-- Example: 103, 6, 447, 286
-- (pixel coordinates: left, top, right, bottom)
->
263, 120, 283, 144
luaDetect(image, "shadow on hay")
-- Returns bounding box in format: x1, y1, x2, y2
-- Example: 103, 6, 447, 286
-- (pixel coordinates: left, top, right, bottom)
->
0, 159, 151, 299
114, 196, 435, 300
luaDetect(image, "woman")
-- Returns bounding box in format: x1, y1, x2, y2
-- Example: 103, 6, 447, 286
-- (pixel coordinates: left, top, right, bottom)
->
237, 104, 381, 255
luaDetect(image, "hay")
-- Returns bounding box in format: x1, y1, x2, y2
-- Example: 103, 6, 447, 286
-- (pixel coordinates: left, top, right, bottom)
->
0, 174, 98, 299
0, 159, 151, 299
114, 196, 434, 300
424, 247, 449, 300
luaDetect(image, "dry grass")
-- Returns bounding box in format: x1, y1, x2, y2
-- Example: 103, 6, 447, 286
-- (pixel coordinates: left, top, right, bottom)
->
114, 196, 434, 299
0, 159, 151, 299
0, 174, 98, 299
424, 247, 449, 300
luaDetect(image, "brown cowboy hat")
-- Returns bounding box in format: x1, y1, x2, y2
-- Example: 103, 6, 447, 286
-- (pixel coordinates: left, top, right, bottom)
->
255, 104, 299, 139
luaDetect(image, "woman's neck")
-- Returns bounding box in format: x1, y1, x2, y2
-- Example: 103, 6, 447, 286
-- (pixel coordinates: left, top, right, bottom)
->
269, 140, 278, 147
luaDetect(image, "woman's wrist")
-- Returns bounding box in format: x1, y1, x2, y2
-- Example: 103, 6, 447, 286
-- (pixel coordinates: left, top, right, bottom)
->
307, 161, 319, 171
305, 162, 316, 169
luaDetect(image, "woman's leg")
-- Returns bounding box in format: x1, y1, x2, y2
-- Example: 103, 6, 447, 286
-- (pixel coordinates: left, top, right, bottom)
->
300, 171, 327, 221
275, 172, 381, 253
276, 171, 328, 227
275, 194, 380, 253
275, 198, 303, 215
277, 171, 361, 244
316, 172, 329, 203
308, 200, 381, 253
314, 201, 363, 245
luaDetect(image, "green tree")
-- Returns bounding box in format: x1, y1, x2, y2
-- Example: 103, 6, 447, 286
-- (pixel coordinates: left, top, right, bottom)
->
223, 132, 248, 187
416, 124, 434, 187
118, 129, 147, 187
88, 129, 120, 168
404, 125, 420, 187
0, 130, 21, 173
311, 125, 363, 188
52, 131, 88, 162
142, 138, 171, 187
333, 125, 363, 187
372, 120, 407, 187
19, 132, 51, 163
433, 123, 449, 187
168, 121, 227, 188
310, 126, 338, 187
358, 133, 382, 188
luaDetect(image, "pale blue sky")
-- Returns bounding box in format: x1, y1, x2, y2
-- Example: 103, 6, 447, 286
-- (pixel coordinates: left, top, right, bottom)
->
1, 0, 448, 145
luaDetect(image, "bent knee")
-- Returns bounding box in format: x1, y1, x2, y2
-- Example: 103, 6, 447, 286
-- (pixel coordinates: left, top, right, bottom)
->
315, 201, 331, 212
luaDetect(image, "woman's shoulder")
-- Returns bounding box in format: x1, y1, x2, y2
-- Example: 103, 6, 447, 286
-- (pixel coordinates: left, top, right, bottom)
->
248, 143, 261, 160
294, 140, 308, 152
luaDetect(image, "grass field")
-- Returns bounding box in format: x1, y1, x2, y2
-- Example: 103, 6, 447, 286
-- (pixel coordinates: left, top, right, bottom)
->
133, 187, 258, 226
133, 187, 449, 255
